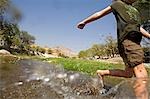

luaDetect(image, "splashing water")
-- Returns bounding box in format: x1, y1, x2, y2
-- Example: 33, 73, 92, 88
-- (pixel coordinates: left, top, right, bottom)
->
0, 59, 150, 99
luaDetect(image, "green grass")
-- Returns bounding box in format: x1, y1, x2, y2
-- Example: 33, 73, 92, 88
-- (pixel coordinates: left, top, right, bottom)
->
4, 55, 149, 85
42, 58, 150, 85
43, 58, 124, 76
8, 55, 150, 77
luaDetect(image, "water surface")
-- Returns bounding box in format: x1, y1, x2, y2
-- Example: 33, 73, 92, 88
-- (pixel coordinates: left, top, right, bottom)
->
0, 59, 149, 99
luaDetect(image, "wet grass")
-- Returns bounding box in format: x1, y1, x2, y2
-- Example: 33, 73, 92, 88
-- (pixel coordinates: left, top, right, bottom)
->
42, 58, 124, 76
5, 55, 150, 77
3, 55, 150, 85
42, 58, 150, 85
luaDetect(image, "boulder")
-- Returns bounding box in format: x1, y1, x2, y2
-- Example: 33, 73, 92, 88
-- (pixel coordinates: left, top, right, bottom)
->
0, 49, 11, 55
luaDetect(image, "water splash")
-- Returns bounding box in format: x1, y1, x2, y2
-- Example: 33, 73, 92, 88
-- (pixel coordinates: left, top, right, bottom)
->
0, 59, 150, 99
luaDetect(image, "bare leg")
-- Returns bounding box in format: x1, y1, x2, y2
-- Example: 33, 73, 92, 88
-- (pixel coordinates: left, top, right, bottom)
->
133, 63, 148, 78
97, 68, 134, 78
96, 67, 134, 87
97, 63, 148, 99
133, 63, 148, 99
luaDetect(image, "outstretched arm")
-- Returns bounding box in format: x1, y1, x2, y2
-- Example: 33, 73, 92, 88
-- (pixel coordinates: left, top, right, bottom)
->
140, 27, 150, 39
77, 6, 112, 29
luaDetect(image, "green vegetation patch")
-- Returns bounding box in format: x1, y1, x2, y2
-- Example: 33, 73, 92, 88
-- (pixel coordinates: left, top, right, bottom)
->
43, 58, 150, 85
44, 58, 124, 76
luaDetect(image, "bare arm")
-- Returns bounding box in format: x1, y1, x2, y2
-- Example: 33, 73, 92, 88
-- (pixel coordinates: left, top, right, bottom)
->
140, 27, 150, 39
77, 6, 112, 29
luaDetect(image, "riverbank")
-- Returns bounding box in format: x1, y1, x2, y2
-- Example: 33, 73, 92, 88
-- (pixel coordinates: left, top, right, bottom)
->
1, 55, 150, 76
42, 58, 124, 76
1, 55, 150, 98
1, 58, 142, 99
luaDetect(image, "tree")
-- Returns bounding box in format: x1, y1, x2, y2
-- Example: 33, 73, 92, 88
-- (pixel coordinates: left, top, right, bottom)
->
133, 0, 150, 24
91, 44, 101, 57
0, 0, 21, 25
78, 34, 118, 59
20, 31, 35, 45
105, 35, 117, 57
18, 31, 35, 52
0, 0, 21, 50
1, 24, 20, 50
86, 48, 94, 58
90, 44, 106, 58
78, 50, 87, 58
0, 23, 35, 53
0, 0, 36, 55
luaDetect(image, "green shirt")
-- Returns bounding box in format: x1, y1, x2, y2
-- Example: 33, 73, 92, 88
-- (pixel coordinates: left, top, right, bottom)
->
111, 0, 141, 43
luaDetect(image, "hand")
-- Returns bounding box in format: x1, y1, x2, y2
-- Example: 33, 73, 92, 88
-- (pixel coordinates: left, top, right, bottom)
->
77, 21, 86, 29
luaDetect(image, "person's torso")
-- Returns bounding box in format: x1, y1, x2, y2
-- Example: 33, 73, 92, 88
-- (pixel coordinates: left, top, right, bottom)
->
111, 0, 142, 43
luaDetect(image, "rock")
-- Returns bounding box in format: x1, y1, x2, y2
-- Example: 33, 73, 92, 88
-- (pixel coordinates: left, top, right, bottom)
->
0, 49, 11, 55
42, 53, 58, 58
51, 46, 77, 58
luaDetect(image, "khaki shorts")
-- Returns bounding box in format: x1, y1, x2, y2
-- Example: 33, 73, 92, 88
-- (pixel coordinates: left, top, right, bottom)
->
118, 39, 144, 68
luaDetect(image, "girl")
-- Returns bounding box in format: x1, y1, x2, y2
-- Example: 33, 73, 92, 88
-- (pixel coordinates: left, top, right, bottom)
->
77, 0, 150, 98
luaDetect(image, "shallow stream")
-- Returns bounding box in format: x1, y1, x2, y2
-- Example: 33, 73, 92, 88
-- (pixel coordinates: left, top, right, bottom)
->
0, 59, 150, 99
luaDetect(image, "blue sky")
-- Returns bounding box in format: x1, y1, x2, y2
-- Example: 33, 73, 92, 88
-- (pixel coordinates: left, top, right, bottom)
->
12, 0, 117, 52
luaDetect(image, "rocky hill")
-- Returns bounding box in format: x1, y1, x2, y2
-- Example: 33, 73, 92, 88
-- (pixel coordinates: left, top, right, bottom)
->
51, 46, 77, 58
